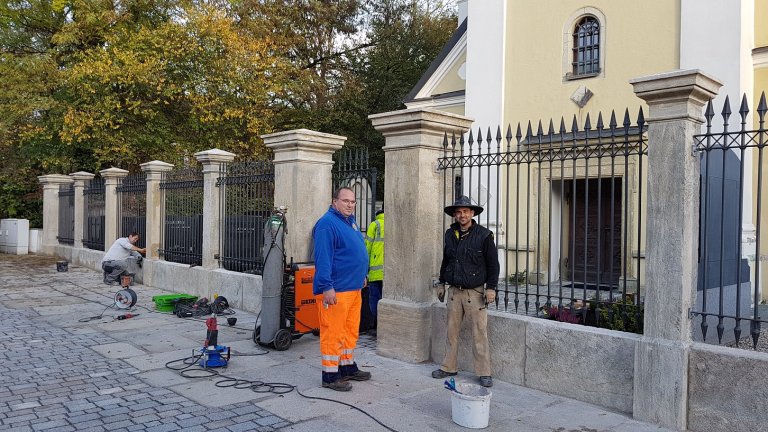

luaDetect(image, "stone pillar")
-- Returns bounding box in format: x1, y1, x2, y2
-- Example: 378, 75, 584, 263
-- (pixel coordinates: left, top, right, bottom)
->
195, 149, 236, 269
630, 70, 722, 429
37, 174, 74, 254
369, 108, 473, 362
99, 167, 129, 249
70, 171, 95, 249
262, 129, 346, 262
140, 161, 174, 260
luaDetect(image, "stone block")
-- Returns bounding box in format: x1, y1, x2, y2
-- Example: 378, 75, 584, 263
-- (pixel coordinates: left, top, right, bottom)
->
526, 318, 637, 413
688, 343, 768, 432
376, 299, 432, 362
633, 337, 688, 430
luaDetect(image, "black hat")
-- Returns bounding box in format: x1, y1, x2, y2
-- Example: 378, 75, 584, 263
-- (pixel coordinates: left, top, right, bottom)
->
444, 195, 483, 216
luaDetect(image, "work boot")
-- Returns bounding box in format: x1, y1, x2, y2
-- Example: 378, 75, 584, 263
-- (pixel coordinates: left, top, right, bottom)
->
479, 376, 493, 387
343, 370, 371, 381
322, 380, 352, 391
432, 369, 457, 379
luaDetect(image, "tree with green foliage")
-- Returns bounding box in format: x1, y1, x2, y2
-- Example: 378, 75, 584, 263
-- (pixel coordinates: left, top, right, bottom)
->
0, 0, 456, 223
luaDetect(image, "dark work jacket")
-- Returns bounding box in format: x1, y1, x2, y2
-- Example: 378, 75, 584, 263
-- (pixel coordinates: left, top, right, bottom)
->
439, 220, 500, 290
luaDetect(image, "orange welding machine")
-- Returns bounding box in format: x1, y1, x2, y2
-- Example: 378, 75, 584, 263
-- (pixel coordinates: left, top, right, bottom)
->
291, 264, 320, 334
253, 262, 319, 350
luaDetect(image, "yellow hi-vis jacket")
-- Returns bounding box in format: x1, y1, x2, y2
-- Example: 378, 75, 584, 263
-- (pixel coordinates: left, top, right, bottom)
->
365, 212, 384, 282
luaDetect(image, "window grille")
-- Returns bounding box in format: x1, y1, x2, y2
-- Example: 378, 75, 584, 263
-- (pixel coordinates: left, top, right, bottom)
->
572, 16, 600, 76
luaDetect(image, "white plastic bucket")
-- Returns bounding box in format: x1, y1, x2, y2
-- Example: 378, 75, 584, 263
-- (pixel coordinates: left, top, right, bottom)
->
450, 383, 492, 429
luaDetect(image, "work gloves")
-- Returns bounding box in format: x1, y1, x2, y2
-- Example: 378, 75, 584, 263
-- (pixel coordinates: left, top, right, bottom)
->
436, 285, 496, 304
437, 284, 446, 302
485, 289, 496, 304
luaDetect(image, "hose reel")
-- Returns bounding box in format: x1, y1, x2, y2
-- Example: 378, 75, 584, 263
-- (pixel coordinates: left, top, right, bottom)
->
114, 288, 137, 309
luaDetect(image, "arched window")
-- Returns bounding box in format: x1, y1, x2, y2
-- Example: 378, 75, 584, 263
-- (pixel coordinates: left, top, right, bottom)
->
572, 16, 600, 76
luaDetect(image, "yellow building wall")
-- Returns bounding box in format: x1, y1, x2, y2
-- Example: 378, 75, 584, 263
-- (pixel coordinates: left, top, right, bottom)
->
757, 0, 768, 48
494, 1, 673, 289
503, 0, 680, 127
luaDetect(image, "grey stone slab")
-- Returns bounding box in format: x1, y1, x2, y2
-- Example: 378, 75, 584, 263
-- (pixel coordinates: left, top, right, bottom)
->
89, 342, 146, 359
122, 349, 201, 372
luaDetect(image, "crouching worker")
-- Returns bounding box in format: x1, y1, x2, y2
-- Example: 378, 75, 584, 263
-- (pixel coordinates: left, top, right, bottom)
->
101, 232, 145, 286
312, 187, 371, 391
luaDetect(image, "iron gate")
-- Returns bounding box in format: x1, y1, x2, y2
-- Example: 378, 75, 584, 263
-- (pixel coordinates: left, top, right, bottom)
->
332, 148, 379, 229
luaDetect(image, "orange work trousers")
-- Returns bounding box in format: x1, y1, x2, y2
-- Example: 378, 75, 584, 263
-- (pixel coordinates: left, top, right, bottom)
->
317, 290, 361, 382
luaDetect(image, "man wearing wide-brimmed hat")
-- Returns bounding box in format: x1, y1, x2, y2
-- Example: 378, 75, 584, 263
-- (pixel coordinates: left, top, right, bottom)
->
432, 196, 499, 387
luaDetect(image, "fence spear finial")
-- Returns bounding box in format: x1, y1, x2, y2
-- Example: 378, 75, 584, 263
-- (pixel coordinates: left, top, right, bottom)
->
721, 95, 732, 122
526, 121, 533, 142
758, 91, 768, 122
622, 108, 631, 130
487, 126, 494, 151
739, 94, 749, 124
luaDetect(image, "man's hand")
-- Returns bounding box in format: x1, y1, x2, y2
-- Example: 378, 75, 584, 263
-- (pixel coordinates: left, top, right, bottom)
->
485, 289, 496, 304
437, 285, 446, 302
323, 288, 337, 306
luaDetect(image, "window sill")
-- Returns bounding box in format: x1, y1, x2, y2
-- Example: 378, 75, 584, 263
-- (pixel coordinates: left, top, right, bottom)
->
564, 71, 601, 81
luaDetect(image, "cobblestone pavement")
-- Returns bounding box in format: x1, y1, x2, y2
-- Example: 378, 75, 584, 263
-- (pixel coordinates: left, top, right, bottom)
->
0, 254, 290, 432
0, 254, 677, 432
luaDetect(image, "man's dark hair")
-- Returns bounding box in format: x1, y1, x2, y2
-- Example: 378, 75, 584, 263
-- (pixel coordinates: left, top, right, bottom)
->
333, 187, 354, 199
129, 232, 140, 238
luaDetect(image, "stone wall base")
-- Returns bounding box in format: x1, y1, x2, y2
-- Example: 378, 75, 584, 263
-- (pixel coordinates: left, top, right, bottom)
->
377, 299, 432, 362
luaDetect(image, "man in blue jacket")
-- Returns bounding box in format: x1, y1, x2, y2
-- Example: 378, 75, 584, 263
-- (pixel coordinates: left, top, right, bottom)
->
313, 187, 371, 391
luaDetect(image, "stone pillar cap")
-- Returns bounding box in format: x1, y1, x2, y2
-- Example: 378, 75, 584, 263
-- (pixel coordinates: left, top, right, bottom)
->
69, 171, 96, 181
630, 69, 722, 105
99, 167, 130, 178
369, 108, 473, 138
140, 160, 174, 172
262, 129, 346, 152
38, 174, 74, 185
194, 148, 236, 164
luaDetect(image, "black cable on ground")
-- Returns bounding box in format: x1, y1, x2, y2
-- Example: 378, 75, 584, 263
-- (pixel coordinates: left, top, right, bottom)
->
295, 388, 400, 432
45, 282, 127, 322
78, 304, 115, 322
163, 351, 399, 432
53, 264, 397, 430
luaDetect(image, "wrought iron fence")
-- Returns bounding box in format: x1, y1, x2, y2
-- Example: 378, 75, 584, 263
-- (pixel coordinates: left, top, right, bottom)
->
438, 110, 647, 334
692, 92, 768, 349
57, 184, 75, 245
159, 167, 203, 265
216, 160, 275, 274
333, 147, 379, 230
117, 173, 147, 249
82, 177, 105, 250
